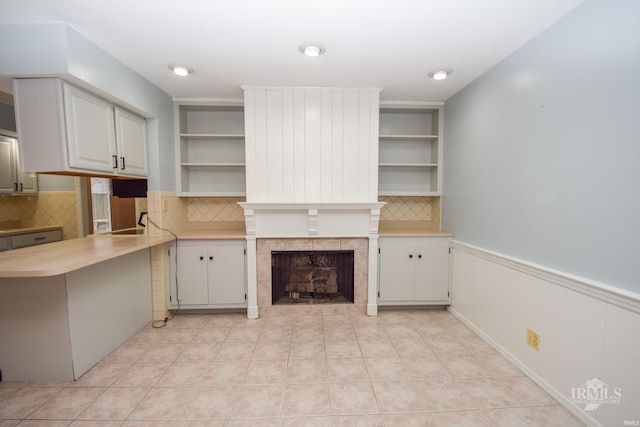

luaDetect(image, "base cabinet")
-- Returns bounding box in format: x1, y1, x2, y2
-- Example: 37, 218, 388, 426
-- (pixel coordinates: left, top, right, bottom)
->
378, 237, 451, 305
168, 240, 247, 309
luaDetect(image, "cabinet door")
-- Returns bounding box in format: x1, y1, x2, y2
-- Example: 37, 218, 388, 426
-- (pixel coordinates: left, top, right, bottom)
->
115, 107, 148, 177
0, 137, 16, 194
207, 244, 246, 305
379, 240, 415, 302
14, 142, 37, 194
413, 240, 450, 301
173, 246, 209, 305
63, 83, 117, 174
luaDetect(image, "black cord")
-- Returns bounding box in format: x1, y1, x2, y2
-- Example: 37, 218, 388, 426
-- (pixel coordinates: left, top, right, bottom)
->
145, 214, 181, 328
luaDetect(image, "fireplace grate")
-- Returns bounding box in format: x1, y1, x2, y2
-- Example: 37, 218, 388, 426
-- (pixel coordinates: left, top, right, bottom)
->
271, 250, 354, 305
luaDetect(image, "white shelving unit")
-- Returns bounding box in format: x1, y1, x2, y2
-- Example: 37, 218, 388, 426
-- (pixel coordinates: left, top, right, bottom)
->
378, 103, 443, 196
175, 101, 245, 196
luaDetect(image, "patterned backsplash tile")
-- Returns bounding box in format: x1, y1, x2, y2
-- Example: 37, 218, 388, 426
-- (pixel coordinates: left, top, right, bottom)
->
0, 192, 78, 239
187, 197, 246, 222
379, 196, 433, 221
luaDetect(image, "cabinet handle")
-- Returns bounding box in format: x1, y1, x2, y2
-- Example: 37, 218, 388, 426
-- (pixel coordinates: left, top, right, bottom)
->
14, 182, 18, 191
209, 256, 213, 261
199, 256, 204, 260
418, 254, 422, 259
19, 183, 23, 192
120, 157, 125, 170
112, 155, 118, 169
409, 254, 413, 258
33, 236, 46, 241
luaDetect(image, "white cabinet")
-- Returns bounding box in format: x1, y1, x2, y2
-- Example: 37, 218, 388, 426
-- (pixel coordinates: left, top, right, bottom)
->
115, 107, 148, 177
175, 102, 245, 196
0, 134, 37, 195
13, 78, 148, 178
168, 240, 247, 309
378, 237, 450, 305
378, 103, 443, 196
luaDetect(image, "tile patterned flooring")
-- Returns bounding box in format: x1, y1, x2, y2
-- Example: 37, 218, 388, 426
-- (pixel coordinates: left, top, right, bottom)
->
0, 309, 586, 426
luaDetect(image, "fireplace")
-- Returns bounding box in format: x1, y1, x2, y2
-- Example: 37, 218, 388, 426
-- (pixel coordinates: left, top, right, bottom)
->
240, 203, 385, 318
272, 250, 354, 305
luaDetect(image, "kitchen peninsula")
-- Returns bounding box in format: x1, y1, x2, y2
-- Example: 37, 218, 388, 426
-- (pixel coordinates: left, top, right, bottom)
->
0, 234, 172, 381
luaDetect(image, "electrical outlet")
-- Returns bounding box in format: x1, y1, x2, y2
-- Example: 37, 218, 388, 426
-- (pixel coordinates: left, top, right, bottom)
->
526, 328, 541, 350
162, 199, 168, 212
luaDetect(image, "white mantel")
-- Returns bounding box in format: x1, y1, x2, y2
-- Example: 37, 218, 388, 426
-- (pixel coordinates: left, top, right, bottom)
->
239, 202, 385, 238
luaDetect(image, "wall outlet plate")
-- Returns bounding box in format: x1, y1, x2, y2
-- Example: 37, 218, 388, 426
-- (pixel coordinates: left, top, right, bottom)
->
527, 328, 541, 350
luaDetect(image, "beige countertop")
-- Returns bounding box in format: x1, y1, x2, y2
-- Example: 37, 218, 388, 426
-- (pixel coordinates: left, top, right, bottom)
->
0, 234, 173, 278
378, 221, 454, 238
0, 225, 63, 237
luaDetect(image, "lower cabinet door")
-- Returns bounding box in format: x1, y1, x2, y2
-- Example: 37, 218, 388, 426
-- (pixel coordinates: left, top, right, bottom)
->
413, 240, 451, 302
168, 240, 247, 309
378, 237, 451, 305
378, 240, 415, 303
174, 245, 209, 305
207, 244, 246, 305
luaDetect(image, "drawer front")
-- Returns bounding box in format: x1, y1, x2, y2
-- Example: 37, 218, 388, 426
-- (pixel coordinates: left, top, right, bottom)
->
0, 236, 9, 251
11, 229, 62, 249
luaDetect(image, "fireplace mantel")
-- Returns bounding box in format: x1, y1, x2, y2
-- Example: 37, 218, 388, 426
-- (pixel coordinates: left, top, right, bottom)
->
239, 202, 385, 238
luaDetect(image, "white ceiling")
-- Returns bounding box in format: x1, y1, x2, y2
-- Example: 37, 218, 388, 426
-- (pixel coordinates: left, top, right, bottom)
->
1, 0, 584, 101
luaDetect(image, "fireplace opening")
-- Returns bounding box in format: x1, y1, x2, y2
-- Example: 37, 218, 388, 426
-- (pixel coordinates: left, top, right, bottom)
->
272, 250, 355, 305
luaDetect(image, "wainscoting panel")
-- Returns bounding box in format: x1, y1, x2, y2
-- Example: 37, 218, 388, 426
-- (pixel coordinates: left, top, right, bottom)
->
449, 241, 640, 427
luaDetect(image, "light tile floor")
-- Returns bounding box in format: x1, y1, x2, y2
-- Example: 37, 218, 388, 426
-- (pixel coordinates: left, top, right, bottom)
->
0, 309, 586, 426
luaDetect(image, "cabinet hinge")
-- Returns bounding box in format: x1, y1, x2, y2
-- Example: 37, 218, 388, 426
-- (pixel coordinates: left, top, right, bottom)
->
169, 295, 172, 302
377, 291, 380, 298
244, 249, 246, 255
378, 248, 381, 254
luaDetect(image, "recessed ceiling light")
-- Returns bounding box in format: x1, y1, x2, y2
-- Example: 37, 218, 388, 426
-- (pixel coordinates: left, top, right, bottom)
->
299, 43, 325, 58
169, 65, 193, 77
429, 69, 452, 80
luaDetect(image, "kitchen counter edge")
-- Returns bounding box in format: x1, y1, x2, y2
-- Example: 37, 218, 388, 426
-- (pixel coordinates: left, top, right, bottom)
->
0, 234, 174, 278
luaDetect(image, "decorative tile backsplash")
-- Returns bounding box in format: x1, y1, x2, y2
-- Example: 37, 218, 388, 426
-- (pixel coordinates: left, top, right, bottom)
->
0, 192, 78, 239
187, 197, 245, 222
379, 196, 433, 221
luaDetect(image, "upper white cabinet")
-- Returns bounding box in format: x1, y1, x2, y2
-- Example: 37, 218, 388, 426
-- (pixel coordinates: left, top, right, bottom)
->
115, 107, 148, 177
175, 101, 245, 196
378, 103, 443, 196
0, 134, 37, 195
13, 78, 148, 178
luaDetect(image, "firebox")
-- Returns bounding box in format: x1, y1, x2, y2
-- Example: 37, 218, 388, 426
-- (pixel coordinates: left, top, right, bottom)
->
271, 250, 355, 305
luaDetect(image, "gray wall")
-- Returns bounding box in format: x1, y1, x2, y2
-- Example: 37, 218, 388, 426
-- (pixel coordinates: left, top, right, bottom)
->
443, 0, 640, 293
0, 23, 175, 192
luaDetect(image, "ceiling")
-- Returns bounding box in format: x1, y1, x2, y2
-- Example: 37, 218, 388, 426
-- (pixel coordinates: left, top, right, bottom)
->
1, 0, 584, 101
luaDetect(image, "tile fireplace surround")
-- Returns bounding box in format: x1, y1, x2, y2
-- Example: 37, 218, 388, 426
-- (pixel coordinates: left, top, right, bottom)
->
257, 238, 369, 318
240, 203, 385, 319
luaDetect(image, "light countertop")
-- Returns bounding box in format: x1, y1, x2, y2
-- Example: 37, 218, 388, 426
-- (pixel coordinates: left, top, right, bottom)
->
0, 225, 62, 237
0, 234, 173, 278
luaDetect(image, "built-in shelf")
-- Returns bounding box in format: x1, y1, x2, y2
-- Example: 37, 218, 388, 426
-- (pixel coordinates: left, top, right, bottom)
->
175, 102, 246, 196
378, 103, 443, 196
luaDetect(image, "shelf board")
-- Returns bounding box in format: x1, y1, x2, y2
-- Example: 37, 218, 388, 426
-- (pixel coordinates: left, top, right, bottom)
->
379, 163, 438, 168
180, 134, 245, 140
379, 134, 438, 140
181, 163, 245, 167
378, 190, 441, 197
